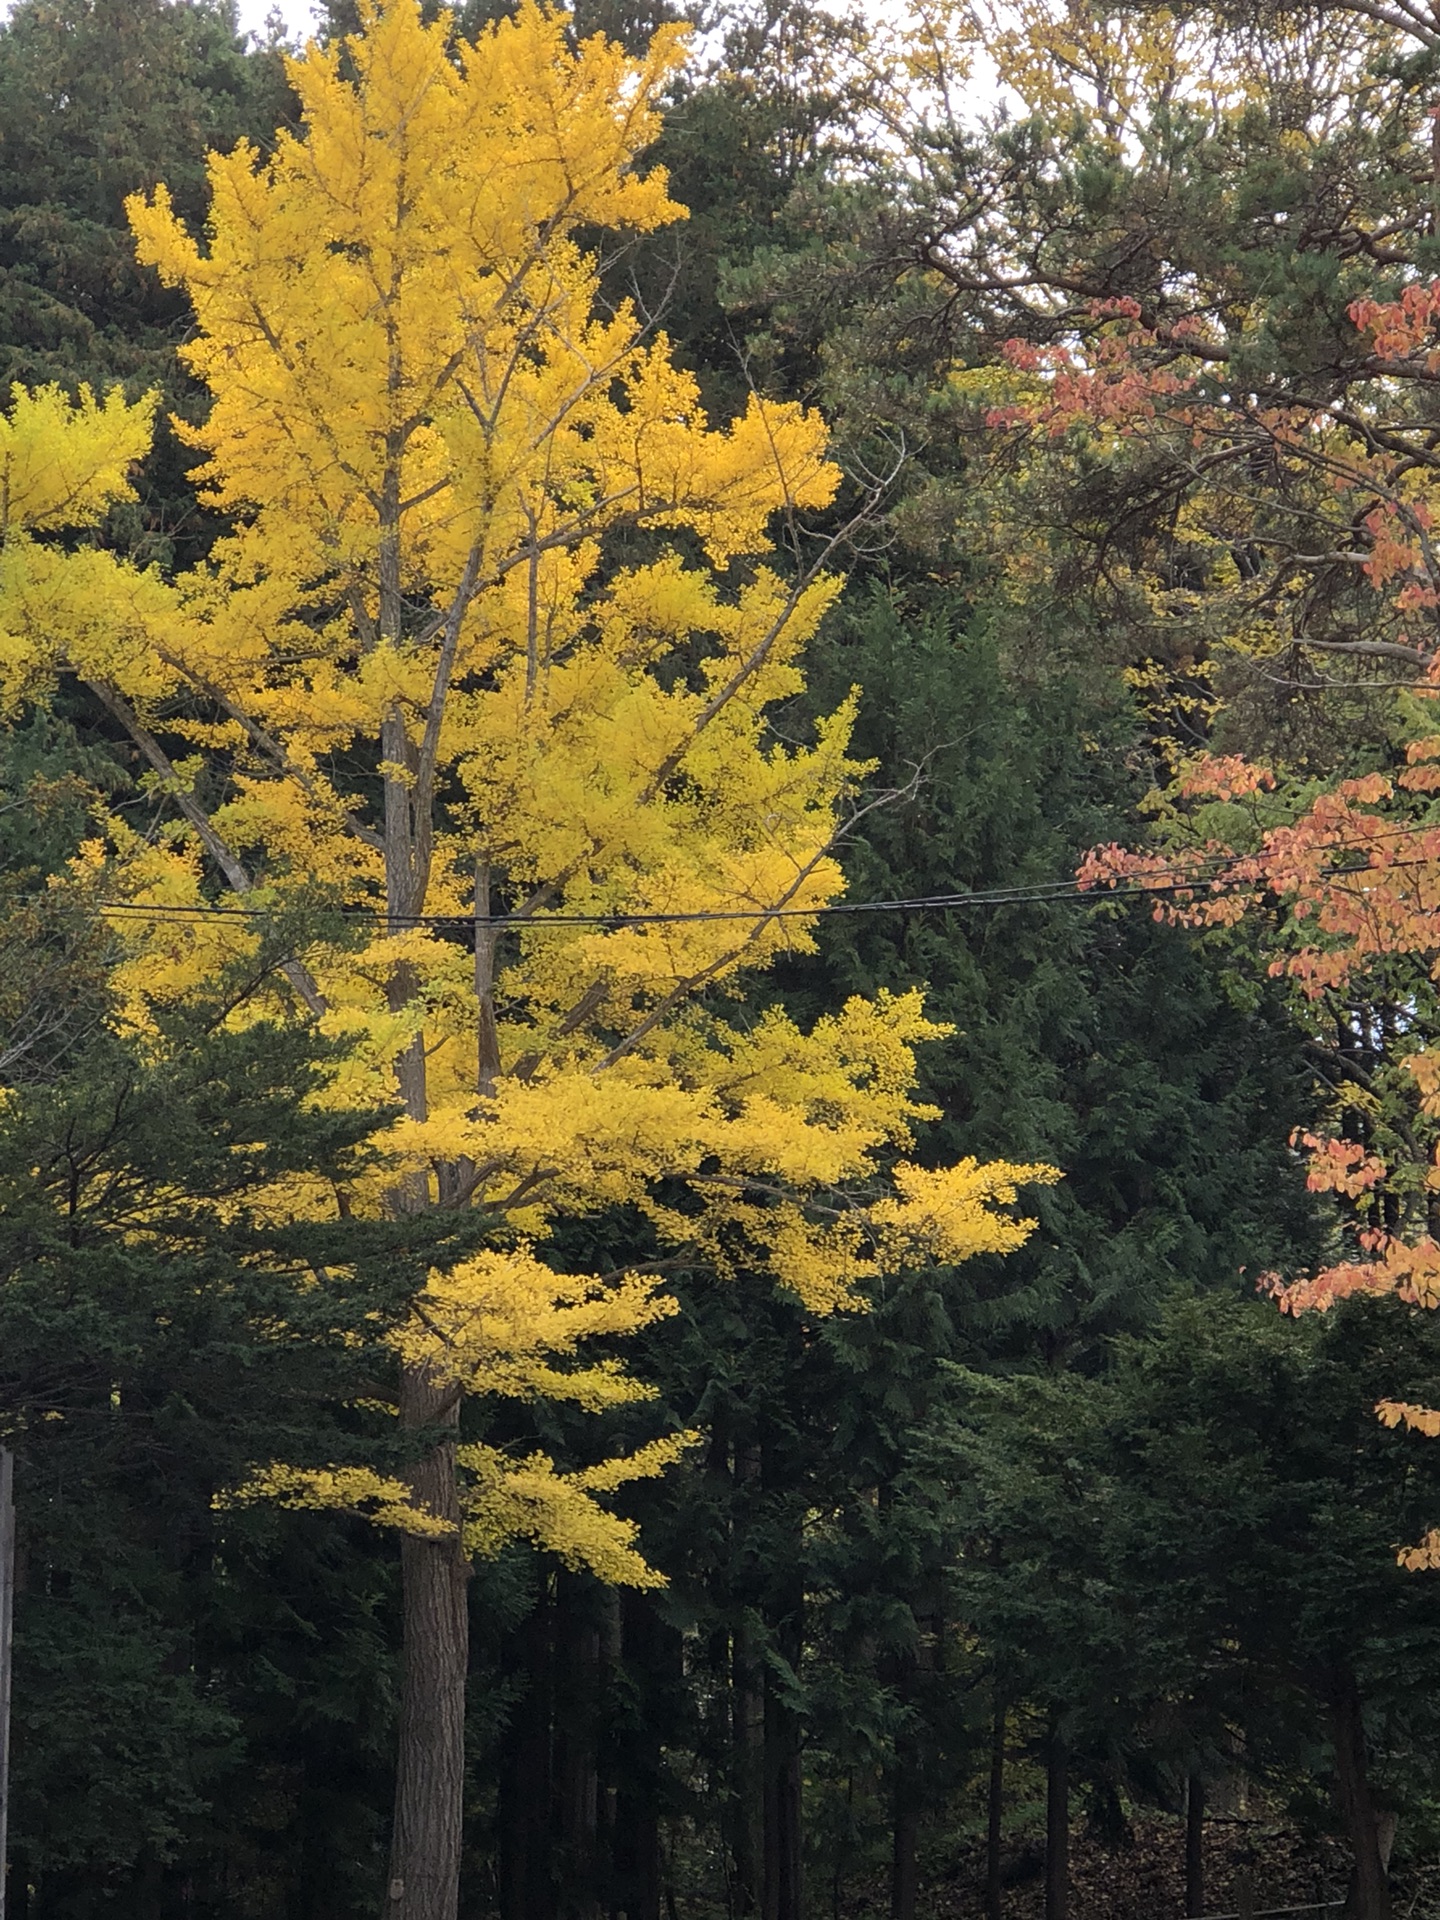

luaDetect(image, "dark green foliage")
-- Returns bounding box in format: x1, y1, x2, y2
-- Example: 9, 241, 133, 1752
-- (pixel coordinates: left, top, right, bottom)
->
934, 1291, 1440, 1843
317, 0, 682, 57
455, 587, 1326, 1920
0, 741, 484, 1911
0, 0, 295, 566
0, 961, 482, 1911
623, 0, 875, 417
0, 0, 292, 391
789, 585, 1321, 1352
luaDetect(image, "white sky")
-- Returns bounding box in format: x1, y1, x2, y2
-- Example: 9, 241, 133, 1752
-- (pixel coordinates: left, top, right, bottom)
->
231, 0, 915, 51
234, 0, 322, 41
0, 0, 317, 40
0, 0, 318, 30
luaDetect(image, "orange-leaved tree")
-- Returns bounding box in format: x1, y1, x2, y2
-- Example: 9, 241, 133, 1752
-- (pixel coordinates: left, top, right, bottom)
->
0, 5, 1056, 1917
979, 280, 1440, 1568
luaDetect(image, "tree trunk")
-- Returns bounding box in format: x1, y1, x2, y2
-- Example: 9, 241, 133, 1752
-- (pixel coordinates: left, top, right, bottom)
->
1044, 1717, 1068, 1920
555, 1578, 602, 1920
1, 1448, 12, 1920
614, 1796, 660, 1920
731, 1435, 764, 1920
380, 674, 469, 1920
500, 1588, 555, 1920
985, 1698, 1006, 1920
732, 1609, 764, 1919
596, 1590, 621, 1920
890, 1769, 919, 1920
762, 1666, 803, 1920
612, 1592, 674, 1920
762, 1577, 803, 1920
1332, 1674, 1391, 1920
1185, 1775, 1205, 1920
385, 1369, 468, 1920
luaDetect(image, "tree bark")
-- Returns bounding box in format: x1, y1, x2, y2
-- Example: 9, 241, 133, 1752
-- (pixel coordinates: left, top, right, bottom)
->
985, 1698, 1006, 1920
731, 1438, 763, 1920
500, 1588, 555, 1920
762, 1661, 803, 1920
732, 1611, 764, 1919
379, 648, 474, 1920
555, 1578, 602, 1920
1044, 1717, 1068, 1920
385, 1369, 468, 1920
1332, 1673, 1392, 1920
610, 1597, 675, 1920
762, 1563, 804, 1920
596, 1589, 621, 1920
1185, 1775, 1205, 1920
0, 1448, 13, 1920
612, 1592, 674, 1920
890, 1768, 919, 1920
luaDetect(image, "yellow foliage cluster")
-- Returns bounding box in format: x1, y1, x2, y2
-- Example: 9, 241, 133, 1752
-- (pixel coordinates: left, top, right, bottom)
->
225, 1435, 691, 1587
980, 0, 1242, 131
0, 382, 156, 535
1398, 1531, 1440, 1572
1379, 1400, 1440, 1438
1379, 1404, 1440, 1568
886, 0, 1269, 145
0, 0, 1053, 1586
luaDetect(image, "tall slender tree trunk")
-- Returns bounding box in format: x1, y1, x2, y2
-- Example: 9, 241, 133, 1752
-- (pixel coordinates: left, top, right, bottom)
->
891, 1602, 940, 1920
1044, 1717, 1068, 1920
612, 1592, 674, 1920
762, 1551, 804, 1920
1332, 1673, 1391, 1920
985, 1697, 1006, 1920
387, 1370, 468, 1920
762, 1659, 803, 1920
732, 1439, 764, 1919
555, 1577, 603, 1920
732, 1610, 764, 1918
500, 1586, 557, 1920
1185, 1775, 1205, 1920
379, 632, 474, 1920
0, 1447, 13, 1920
890, 1758, 919, 1920
384, 1054, 471, 1920
596, 1590, 621, 1920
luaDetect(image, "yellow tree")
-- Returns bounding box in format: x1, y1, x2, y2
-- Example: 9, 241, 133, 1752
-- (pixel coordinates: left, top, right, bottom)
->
0, 5, 1053, 1916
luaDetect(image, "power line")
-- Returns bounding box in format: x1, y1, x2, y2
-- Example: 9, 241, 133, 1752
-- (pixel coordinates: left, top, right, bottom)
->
84, 846, 1426, 932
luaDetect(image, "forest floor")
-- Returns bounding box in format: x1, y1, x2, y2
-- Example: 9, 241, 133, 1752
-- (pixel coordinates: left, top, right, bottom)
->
855, 1819, 1440, 1918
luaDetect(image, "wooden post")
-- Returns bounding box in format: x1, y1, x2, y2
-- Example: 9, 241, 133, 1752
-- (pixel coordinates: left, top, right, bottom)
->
0, 1447, 14, 1920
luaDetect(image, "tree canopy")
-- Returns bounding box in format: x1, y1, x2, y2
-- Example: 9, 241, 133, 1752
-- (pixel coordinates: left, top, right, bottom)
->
9, 4, 1440, 1920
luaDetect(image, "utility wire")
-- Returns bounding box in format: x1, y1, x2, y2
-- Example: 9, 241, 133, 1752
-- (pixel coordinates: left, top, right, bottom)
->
84, 845, 1439, 933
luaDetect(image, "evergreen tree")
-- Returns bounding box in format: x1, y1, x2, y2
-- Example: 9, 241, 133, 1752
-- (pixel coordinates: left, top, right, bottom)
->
0, 918, 492, 1916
